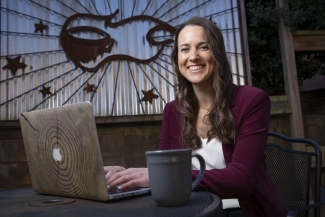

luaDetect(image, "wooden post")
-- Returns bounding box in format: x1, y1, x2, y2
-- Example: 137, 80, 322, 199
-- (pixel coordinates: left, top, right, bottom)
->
275, 0, 305, 150
237, 0, 252, 86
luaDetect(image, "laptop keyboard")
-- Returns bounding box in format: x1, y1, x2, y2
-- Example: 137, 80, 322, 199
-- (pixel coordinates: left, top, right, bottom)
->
108, 186, 139, 194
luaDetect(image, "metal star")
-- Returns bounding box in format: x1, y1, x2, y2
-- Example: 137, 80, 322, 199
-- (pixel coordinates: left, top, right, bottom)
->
83, 82, 96, 93
39, 85, 52, 98
34, 20, 48, 35
2, 55, 27, 77
141, 88, 159, 104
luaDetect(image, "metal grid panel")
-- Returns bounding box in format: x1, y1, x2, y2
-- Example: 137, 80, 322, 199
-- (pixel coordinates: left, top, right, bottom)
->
0, 0, 248, 120
265, 145, 311, 217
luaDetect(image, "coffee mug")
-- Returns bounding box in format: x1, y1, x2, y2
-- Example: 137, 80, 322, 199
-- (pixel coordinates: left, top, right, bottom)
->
146, 149, 205, 207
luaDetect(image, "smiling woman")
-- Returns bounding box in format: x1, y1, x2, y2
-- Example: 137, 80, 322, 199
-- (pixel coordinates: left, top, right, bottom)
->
104, 17, 288, 217
171, 17, 235, 149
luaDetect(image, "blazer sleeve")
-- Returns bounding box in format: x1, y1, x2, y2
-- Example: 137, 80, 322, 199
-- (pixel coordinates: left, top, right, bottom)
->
192, 89, 271, 199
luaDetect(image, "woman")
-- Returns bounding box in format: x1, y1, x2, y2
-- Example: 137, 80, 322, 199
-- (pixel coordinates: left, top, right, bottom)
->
105, 17, 287, 217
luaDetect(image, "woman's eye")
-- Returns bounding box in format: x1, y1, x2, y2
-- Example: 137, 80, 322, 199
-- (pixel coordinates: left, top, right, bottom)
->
180, 48, 189, 52
200, 45, 209, 50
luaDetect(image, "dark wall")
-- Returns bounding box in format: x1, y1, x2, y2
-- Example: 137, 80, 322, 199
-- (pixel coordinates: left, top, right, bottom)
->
1, 114, 324, 191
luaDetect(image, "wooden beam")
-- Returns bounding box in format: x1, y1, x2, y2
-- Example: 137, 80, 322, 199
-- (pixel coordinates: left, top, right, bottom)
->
275, 0, 305, 150
293, 30, 325, 51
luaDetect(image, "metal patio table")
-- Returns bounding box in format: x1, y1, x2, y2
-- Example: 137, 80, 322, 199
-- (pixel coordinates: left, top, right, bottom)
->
0, 188, 222, 217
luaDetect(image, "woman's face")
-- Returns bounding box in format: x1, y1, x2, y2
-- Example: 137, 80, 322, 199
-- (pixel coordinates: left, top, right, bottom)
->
177, 25, 215, 89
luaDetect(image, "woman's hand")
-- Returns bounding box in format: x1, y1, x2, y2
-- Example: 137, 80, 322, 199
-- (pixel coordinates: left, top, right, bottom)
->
104, 166, 126, 182
105, 167, 149, 190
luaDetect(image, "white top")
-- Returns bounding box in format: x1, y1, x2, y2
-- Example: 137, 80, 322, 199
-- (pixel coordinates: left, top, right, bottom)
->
192, 137, 240, 209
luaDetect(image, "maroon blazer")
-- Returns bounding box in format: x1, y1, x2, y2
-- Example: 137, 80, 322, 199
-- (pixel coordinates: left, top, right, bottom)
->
157, 85, 287, 217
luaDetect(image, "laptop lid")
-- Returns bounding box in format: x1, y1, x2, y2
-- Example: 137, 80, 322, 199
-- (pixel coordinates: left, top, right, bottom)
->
20, 101, 150, 201
19, 101, 109, 201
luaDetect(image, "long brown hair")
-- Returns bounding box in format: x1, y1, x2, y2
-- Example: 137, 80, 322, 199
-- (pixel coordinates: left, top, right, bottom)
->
171, 17, 235, 150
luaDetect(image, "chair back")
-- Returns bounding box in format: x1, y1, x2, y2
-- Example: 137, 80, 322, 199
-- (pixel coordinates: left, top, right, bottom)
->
265, 132, 322, 217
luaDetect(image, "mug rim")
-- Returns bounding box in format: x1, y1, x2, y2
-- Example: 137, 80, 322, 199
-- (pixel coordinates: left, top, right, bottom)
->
145, 149, 191, 155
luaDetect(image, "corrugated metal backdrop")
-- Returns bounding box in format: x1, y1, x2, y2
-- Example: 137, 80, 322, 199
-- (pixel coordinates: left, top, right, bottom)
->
0, 0, 248, 120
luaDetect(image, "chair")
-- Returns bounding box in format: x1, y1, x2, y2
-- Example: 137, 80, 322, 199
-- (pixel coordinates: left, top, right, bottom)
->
266, 132, 325, 217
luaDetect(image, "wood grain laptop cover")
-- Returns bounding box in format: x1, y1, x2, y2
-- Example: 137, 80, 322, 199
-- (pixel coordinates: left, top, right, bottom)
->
19, 101, 109, 201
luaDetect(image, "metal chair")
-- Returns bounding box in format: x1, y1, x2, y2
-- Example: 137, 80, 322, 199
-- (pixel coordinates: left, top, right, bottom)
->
266, 132, 325, 217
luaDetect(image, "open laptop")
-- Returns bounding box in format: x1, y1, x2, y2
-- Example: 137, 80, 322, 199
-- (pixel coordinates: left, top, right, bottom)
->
19, 101, 150, 201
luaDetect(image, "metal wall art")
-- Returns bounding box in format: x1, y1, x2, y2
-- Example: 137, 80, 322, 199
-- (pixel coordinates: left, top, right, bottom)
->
0, 0, 248, 120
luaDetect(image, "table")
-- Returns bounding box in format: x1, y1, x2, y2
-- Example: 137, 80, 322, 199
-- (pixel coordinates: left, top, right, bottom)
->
0, 188, 222, 217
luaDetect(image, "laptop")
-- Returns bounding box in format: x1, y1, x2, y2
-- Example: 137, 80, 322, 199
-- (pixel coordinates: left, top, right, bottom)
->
19, 101, 150, 201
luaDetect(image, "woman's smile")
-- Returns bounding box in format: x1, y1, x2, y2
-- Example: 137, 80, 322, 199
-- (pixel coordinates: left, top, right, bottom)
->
188, 65, 205, 71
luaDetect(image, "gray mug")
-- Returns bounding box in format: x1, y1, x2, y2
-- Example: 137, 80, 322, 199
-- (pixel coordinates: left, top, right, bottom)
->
146, 149, 206, 207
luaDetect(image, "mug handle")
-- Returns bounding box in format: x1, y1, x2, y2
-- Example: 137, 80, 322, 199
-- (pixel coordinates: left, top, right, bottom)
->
191, 153, 206, 189
103, 38, 115, 52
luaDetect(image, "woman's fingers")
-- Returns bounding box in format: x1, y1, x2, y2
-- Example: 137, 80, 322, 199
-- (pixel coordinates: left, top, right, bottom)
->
106, 168, 149, 189
106, 171, 135, 188
119, 175, 150, 190
104, 166, 126, 184
105, 170, 114, 182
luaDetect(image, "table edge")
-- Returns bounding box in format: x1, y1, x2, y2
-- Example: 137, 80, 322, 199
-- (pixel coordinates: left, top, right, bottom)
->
194, 192, 222, 217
